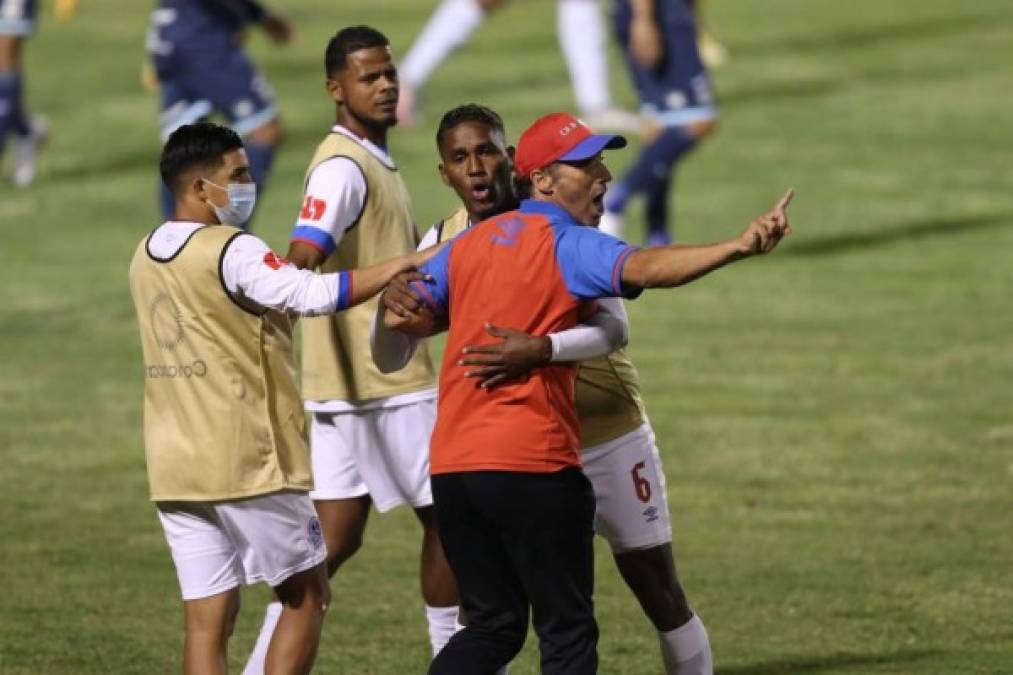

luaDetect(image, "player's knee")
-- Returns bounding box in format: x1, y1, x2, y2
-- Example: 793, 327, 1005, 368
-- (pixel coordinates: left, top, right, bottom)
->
325, 532, 364, 574
246, 118, 285, 147
688, 117, 718, 140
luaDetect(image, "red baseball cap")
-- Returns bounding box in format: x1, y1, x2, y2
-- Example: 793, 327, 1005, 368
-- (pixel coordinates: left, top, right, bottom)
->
514, 112, 627, 177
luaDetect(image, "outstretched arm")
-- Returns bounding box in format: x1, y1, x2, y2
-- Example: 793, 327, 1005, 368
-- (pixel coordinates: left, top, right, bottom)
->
622, 189, 794, 289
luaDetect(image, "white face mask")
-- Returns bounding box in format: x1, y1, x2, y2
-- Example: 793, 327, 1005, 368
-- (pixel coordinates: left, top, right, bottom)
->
203, 179, 257, 227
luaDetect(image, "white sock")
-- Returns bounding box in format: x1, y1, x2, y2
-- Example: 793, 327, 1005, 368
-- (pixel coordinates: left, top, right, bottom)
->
242, 601, 283, 675
426, 604, 461, 657
557, 0, 612, 114
399, 0, 486, 89
659, 614, 713, 675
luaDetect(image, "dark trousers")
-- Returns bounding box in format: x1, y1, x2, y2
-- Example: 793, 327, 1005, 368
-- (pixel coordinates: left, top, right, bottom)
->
428, 468, 599, 675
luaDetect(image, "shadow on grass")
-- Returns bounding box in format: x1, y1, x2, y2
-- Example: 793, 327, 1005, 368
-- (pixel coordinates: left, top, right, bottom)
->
718, 648, 940, 675
785, 213, 1011, 257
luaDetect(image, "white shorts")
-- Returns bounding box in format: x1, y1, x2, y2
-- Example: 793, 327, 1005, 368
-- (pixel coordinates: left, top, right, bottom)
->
157, 491, 326, 601
582, 423, 673, 553
309, 399, 435, 512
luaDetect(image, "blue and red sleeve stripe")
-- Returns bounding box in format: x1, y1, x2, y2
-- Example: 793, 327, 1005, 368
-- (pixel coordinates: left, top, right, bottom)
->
336, 271, 353, 310
611, 245, 640, 296
291, 225, 336, 257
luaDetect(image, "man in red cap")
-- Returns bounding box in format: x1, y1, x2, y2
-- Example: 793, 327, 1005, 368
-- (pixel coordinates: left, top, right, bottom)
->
386, 112, 793, 675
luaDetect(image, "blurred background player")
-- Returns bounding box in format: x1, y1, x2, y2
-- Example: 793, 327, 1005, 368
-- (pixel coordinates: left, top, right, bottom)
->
242, 26, 459, 674
145, 0, 293, 227
0, 0, 48, 187
601, 0, 718, 245
396, 0, 639, 132
379, 104, 713, 674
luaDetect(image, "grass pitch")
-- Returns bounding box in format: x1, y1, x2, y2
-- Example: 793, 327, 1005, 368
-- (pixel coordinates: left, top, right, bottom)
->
1, 1, 1012, 673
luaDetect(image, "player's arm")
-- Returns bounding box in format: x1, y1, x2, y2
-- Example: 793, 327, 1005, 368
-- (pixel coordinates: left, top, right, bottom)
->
371, 224, 444, 373
384, 241, 453, 339
223, 235, 431, 316
629, 0, 663, 69
622, 190, 794, 289
285, 156, 367, 271
457, 299, 630, 388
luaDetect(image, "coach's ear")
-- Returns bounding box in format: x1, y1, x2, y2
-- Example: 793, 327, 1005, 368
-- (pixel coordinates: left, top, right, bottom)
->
438, 162, 451, 187
325, 77, 344, 106
530, 166, 554, 196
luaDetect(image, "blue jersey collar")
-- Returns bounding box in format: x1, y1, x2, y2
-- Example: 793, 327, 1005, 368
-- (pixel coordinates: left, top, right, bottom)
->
519, 199, 580, 225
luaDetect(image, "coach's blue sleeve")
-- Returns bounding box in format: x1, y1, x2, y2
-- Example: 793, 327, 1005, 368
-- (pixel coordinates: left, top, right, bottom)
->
555, 226, 643, 301
410, 241, 453, 316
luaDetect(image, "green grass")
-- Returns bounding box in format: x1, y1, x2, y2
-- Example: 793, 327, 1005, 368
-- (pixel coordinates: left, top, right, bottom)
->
2, 0, 1012, 673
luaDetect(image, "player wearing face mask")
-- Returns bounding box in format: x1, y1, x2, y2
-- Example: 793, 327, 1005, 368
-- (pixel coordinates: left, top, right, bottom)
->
128, 121, 436, 675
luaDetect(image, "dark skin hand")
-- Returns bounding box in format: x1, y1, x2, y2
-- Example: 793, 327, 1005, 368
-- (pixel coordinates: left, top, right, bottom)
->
459, 323, 552, 389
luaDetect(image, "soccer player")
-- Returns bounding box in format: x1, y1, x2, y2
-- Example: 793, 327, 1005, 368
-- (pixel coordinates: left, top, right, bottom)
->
0, 0, 47, 187
396, 0, 639, 131
601, 0, 718, 245
146, 0, 294, 226
385, 111, 792, 674
129, 121, 436, 675
243, 26, 459, 674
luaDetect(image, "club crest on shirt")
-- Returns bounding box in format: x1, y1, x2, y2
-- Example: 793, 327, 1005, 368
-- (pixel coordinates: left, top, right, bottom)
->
307, 516, 324, 550
262, 251, 290, 270
150, 293, 184, 350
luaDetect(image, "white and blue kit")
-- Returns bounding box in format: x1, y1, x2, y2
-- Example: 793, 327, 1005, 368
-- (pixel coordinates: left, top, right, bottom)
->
0, 0, 36, 35
148, 0, 279, 222
147, 0, 277, 139
605, 0, 718, 244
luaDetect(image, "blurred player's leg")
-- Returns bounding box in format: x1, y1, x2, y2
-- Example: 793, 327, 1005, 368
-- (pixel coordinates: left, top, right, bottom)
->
1, 0, 44, 188
604, 125, 703, 245
397, 0, 491, 126
557, 0, 639, 132
557, 0, 609, 114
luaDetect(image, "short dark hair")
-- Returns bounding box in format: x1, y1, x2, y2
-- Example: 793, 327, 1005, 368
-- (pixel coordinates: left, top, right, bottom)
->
159, 122, 243, 196
325, 25, 389, 76
435, 104, 506, 151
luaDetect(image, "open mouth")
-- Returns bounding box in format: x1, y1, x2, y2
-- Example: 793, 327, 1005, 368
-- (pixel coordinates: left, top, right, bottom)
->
469, 182, 491, 202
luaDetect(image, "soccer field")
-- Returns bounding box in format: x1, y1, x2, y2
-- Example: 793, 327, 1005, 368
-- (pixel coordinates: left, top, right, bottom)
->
2, 0, 1012, 673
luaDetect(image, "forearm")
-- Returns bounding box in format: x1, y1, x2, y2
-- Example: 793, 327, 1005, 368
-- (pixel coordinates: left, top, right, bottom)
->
550, 298, 629, 361
371, 303, 420, 373
348, 255, 416, 308
623, 240, 745, 289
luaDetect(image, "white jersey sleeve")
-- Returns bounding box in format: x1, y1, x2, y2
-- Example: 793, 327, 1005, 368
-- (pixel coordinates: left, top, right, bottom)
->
549, 296, 629, 362
289, 157, 368, 257
221, 233, 352, 316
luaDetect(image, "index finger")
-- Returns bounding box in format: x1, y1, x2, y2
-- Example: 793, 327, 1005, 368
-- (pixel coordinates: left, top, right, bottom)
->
776, 188, 794, 211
